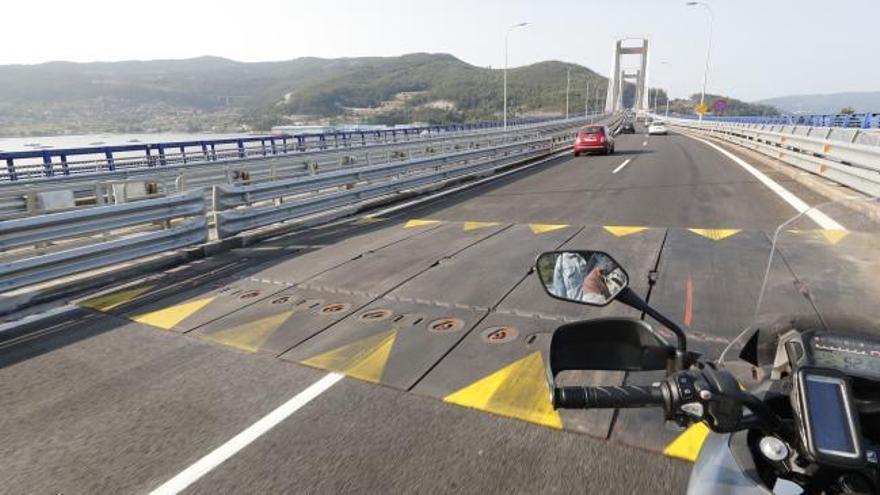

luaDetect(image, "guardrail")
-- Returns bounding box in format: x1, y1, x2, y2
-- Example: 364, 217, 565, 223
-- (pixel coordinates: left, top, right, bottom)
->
0, 114, 618, 294
0, 117, 594, 220
667, 118, 880, 197
0, 115, 574, 182
668, 112, 880, 129
0, 190, 207, 291
213, 133, 570, 238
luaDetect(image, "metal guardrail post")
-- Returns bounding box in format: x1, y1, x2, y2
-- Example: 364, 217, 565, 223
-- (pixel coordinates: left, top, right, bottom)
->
41, 151, 53, 177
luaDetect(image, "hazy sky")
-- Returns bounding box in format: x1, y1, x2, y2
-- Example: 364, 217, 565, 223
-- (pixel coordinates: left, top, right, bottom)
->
4, 0, 877, 101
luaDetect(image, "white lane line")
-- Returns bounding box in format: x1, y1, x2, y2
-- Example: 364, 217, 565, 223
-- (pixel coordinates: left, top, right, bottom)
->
685, 134, 844, 230
150, 372, 345, 495
612, 159, 632, 174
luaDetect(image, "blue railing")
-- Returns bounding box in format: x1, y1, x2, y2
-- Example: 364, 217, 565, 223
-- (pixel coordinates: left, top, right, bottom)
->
666, 112, 880, 129
0, 115, 563, 182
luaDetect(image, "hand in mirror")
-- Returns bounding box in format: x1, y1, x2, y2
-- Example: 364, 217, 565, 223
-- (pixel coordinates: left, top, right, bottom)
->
536, 251, 629, 306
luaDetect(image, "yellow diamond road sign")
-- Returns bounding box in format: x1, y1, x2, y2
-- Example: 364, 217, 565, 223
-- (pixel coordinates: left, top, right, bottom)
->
695, 103, 708, 115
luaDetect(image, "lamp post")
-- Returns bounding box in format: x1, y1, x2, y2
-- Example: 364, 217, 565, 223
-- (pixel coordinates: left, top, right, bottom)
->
585, 79, 590, 120
504, 22, 528, 130
565, 67, 571, 120
655, 60, 670, 117
686, 1, 713, 124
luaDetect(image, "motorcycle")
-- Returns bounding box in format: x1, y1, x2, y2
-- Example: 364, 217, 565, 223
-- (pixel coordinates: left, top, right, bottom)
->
535, 197, 880, 494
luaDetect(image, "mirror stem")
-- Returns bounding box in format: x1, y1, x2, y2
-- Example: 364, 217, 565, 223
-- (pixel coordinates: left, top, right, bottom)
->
616, 288, 687, 353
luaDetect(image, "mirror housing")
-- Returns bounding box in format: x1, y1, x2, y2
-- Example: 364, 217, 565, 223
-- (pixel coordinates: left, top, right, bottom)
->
548, 317, 674, 385
535, 250, 629, 306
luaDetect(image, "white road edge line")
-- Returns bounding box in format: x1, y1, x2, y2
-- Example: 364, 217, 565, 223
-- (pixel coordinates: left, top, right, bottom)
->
612, 159, 632, 174
684, 133, 844, 230
150, 372, 345, 495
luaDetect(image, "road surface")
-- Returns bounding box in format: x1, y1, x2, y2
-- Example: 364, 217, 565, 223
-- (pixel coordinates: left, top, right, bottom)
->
0, 126, 842, 494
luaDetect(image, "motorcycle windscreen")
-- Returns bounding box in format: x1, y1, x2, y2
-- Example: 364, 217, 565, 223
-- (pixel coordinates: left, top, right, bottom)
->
718, 196, 880, 388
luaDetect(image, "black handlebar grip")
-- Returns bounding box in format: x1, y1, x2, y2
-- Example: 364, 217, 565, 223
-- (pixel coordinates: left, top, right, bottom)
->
553, 385, 664, 409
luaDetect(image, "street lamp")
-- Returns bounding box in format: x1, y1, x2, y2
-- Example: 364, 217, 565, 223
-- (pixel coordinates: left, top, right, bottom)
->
584, 78, 590, 121
504, 22, 528, 130
565, 67, 571, 120
654, 60, 670, 117
686, 1, 713, 124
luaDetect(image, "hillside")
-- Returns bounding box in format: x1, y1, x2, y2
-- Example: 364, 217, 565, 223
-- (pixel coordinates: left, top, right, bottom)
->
759, 91, 880, 115
0, 54, 628, 137
664, 93, 779, 117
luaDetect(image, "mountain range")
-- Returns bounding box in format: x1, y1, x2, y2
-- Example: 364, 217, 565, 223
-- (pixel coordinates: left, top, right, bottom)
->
758, 91, 880, 115
0, 53, 784, 137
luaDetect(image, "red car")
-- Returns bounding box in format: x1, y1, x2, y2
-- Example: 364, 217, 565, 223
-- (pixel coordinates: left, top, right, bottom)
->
573, 125, 615, 156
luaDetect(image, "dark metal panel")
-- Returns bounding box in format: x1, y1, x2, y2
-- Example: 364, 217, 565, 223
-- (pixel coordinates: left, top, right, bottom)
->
385, 223, 580, 310
192, 287, 373, 356
247, 219, 444, 285
411, 312, 622, 437
300, 222, 506, 298
280, 300, 486, 391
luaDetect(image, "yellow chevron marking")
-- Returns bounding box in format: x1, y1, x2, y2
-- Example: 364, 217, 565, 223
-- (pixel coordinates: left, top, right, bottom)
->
131, 296, 216, 330
663, 422, 711, 462
688, 228, 741, 241
603, 225, 649, 237
404, 219, 442, 228
528, 223, 569, 235
443, 352, 562, 429
203, 310, 294, 353
79, 286, 154, 312
301, 330, 397, 383
463, 221, 501, 232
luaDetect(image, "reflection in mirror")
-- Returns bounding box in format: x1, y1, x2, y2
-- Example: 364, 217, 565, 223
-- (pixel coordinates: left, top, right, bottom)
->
536, 251, 629, 306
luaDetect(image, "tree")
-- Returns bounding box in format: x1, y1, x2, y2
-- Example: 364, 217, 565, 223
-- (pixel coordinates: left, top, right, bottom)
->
839, 106, 855, 115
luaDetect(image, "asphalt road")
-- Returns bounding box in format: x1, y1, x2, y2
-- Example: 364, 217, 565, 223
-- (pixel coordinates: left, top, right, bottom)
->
0, 126, 846, 494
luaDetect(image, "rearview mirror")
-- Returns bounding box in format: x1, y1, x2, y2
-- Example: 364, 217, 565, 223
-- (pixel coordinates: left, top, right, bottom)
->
535, 250, 629, 306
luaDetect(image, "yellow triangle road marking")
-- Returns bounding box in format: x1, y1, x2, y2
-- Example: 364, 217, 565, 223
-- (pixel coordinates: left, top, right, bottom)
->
131, 296, 216, 330
443, 352, 562, 429
301, 329, 397, 383
203, 310, 294, 353
820, 229, 848, 245
688, 228, 741, 241
604, 225, 648, 237
463, 221, 500, 232
528, 223, 569, 235
663, 422, 711, 462
404, 219, 441, 229
79, 285, 154, 312
356, 216, 385, 224
787, 228, 848, 245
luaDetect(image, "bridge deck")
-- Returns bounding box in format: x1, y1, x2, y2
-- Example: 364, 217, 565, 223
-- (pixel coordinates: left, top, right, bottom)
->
0, 128, 866, 494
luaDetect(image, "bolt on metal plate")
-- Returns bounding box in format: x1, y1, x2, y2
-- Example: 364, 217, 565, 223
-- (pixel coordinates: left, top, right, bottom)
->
358, 309, 393, 322
320, 303, 351, 315
428, 318, 465, 334
238, 290, 261, 300
481, 326, 519, 344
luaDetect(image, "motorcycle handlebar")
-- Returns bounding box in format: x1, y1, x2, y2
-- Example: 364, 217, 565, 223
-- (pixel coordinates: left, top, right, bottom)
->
553, 385, 664, 409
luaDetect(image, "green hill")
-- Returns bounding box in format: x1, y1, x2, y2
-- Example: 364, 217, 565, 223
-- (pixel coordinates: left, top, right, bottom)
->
664, 93, 779, 117
0, 54, 627, 136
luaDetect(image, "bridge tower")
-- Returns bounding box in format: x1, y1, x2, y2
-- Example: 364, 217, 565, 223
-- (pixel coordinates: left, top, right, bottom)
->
605, 38, 650, 114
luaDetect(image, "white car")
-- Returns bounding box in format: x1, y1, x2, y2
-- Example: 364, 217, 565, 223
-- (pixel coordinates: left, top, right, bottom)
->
647, 121, 668, 135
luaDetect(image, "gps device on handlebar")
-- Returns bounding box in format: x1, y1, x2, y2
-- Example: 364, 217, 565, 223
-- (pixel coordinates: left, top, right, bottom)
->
793, 368, 865, 467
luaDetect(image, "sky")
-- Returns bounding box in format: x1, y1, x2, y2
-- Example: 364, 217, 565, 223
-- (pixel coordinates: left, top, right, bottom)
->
3, 0, 877, 101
